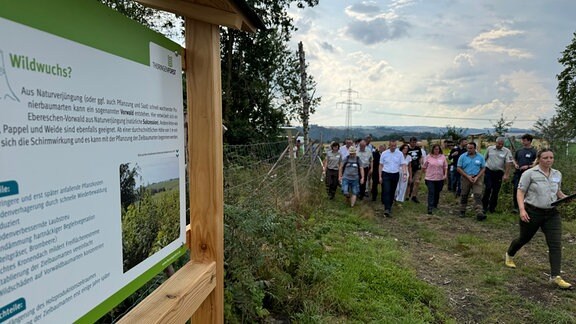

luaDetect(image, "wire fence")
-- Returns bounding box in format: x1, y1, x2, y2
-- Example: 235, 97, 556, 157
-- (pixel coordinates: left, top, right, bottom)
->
102, 138, 324, 322
223, 139, 324, 209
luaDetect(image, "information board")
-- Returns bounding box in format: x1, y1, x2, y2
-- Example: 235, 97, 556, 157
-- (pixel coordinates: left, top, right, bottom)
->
0, 1, 186, 322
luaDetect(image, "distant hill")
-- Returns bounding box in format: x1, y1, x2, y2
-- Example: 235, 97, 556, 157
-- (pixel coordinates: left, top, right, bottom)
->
300, 125, 532, 142
146, 178, 179, 192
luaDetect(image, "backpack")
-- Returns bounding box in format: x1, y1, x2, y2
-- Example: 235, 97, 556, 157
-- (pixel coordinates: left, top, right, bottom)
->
343, 156, 361, 176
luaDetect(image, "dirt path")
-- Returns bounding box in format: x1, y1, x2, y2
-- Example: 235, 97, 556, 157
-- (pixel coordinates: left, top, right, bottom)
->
368, 193, 576, 323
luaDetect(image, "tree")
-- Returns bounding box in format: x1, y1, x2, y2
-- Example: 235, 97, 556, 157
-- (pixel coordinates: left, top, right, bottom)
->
556, 32, 576, 139
442, 125, 467, 140
99, 0, 179, 35
221, 0, 320, 144
119, 163, 140, 210
491, 113, 514, 137
533, 117, 570, 151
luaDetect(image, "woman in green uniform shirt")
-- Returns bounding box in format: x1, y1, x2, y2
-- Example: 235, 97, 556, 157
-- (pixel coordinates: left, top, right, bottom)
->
505, 149, 572, 289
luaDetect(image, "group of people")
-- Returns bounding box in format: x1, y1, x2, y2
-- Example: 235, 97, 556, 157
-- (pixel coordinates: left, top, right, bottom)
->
322, 135, 445, 215
322, 133, 573, 289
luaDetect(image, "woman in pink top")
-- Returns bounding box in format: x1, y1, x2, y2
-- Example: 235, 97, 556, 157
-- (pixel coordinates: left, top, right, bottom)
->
422, 144, 448, 214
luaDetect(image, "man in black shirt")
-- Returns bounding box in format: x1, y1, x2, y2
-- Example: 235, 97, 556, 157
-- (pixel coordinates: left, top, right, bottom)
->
512, 134, 537, 212
449, 138, 468, 197
371, 144, 386, 201
407, 137, 423, 203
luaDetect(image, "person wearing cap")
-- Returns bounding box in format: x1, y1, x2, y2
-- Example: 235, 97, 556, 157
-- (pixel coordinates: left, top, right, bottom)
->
407, 137, 423, 203
379, 139, 403, 216
323, 141, 341, 200
338, 146, 364, 207
482, 137, 513, 213
505, 148, 572, 289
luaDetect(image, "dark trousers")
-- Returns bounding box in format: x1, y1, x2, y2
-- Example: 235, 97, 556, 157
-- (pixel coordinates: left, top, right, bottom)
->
507, 205, 562, 276
359, 167, 370, 199
512, 171, 524, 209
371, 170, 380, 201
425, 180, 444, 210
325, 169, 339, 198
482, 168, 503, 212
450, 168, 461, 194
381, 172, 400, 211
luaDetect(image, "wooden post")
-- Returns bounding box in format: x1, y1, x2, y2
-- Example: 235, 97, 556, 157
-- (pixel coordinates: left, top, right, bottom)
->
186, 18, 224, 323
298, 42, 309, 145
286, 129, 300, 201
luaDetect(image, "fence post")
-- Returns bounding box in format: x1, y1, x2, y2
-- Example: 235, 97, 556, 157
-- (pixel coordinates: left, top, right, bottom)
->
286, 129, 300, 202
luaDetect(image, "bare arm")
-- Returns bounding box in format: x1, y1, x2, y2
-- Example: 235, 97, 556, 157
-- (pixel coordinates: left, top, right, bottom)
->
503, 162, 511, 180
557, 188, 567, 200
517, 189, 530, 222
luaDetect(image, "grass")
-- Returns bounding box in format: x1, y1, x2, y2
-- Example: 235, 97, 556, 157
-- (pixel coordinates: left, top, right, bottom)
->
291, 198, 453, 323
287, 175, 576, 323
222, 152, 576, 323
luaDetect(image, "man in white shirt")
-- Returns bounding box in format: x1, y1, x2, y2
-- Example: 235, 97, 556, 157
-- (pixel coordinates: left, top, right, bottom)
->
339, 138, 353, 160
378, 139, 404, 216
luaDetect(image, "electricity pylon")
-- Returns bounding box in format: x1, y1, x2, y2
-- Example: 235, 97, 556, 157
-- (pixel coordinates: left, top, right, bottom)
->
336, 81, 361, 138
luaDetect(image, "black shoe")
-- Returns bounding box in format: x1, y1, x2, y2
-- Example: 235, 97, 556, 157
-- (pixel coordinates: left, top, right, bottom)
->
427, 209, 432, 215
384, 209, 391, 217
459, 211, 466, 218
411, 196, 420, 203
477, 214, 487, 221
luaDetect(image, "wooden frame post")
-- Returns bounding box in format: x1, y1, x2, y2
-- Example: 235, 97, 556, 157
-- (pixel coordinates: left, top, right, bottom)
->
186, 18, 224, 323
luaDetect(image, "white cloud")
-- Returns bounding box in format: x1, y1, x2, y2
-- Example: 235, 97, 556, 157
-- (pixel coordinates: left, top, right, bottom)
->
453, 53, 474, 67
288, 0, 569, 129
469, 27, 532, 58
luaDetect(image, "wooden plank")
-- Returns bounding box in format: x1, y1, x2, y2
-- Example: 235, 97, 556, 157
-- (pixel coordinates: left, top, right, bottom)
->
192, 0, 236, 12
117, 262, 216, 324
186, 18, 225, 323
137, 0, 243, 30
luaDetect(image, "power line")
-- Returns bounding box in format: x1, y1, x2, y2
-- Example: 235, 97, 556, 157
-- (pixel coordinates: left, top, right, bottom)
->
327, 93, 556, 105
374, 111, 539, 122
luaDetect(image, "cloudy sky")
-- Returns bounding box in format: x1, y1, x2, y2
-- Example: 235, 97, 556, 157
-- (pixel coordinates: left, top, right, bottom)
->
288, 0, 576, 130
